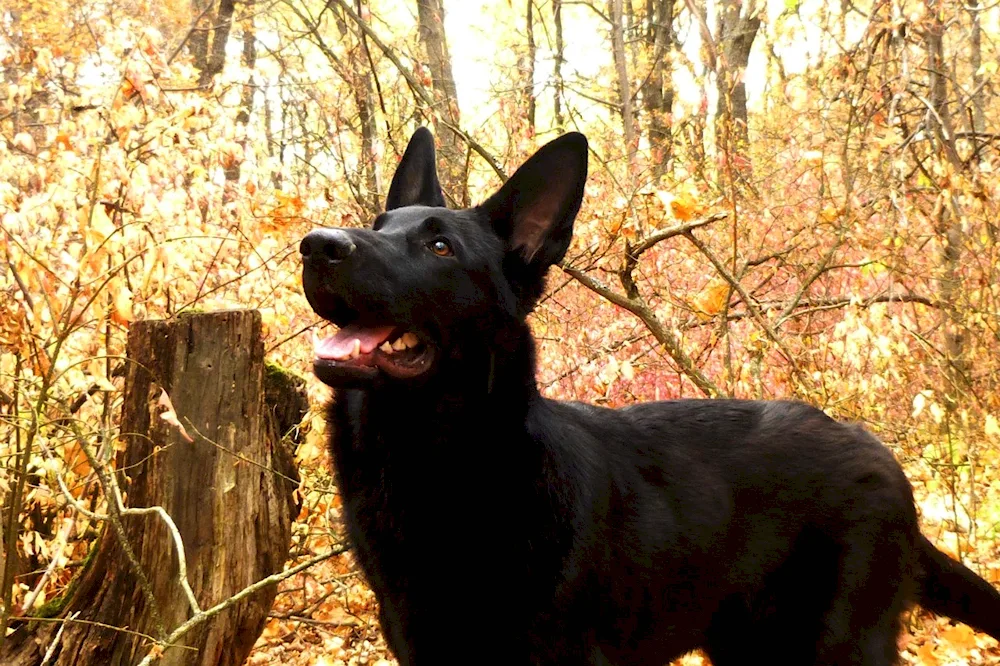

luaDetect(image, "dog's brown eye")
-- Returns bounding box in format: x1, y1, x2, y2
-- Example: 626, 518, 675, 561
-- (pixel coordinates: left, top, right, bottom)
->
428, 238, 453, 257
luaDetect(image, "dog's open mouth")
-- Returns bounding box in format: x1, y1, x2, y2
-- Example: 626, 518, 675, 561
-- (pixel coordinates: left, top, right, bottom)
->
312, 323, 436, 383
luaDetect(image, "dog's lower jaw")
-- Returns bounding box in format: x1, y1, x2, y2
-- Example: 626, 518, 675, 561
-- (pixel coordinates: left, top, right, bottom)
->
313, 340, 438, 387
313, 359, 380, 388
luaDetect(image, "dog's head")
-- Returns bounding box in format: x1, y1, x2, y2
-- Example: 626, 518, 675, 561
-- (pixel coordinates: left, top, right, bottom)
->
301, 128, 588, 387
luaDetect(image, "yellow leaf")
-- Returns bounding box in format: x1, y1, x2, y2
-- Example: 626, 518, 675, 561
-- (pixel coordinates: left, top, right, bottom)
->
88, 203, 115, 244
985, 413, 1000, 440
820, 205, 840, 223
976, 61, 998, 77
89, 375, 118, 392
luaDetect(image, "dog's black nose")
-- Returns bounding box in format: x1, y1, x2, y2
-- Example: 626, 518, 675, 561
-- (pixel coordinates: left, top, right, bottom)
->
300, 229, 356, 264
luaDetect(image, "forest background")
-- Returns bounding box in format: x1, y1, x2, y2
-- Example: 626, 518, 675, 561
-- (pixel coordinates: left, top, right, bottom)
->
2, 0, 1000, 663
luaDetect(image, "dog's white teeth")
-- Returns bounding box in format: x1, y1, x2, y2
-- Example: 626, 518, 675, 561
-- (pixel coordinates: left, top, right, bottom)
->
392, 338, 407, 351
401, 332, 419, 348
349, 339, 361, 359
380, 341, 394, 354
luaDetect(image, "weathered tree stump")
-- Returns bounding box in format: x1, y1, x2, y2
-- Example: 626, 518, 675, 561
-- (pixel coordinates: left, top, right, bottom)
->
1, 310, 304, 665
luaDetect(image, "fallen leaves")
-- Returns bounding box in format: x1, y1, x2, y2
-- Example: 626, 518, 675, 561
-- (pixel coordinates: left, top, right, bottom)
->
12, 131, 37, 154
910, 620, 997, 666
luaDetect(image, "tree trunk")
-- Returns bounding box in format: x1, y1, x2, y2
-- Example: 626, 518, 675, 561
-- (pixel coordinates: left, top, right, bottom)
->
416, 0, 464, 202
924, 2, 967, 403
525, 0, 537, 134
333, 0, 381, 213
610, 0, 637, 179
225, 8, 257, 182
642, 0, 675, 176
553, 0, 565, 130
0, 311, 303, 666
197, 0, 235, 85
967, 1, 985, 137
354, 0, 381, 213
715, 0, 760, 150
188, 0, 213, 74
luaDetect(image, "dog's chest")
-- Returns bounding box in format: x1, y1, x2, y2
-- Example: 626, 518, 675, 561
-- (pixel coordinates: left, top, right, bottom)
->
331, 390, 543, 582
334, 392, 524, 526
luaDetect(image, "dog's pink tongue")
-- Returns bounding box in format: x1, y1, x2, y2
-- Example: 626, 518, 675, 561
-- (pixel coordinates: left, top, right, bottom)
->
315, 324, 395, 360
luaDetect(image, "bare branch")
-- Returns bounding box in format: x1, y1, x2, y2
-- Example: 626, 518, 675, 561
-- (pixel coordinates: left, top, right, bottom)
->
561, 264, 723, 397
40, 611, 77, 666
682, 231, 814, 392
629, 211, 729, 260
69, 421, 167, 637
136, 548, 347, 665
323, 0, 508, 182
121, 505, 201, 615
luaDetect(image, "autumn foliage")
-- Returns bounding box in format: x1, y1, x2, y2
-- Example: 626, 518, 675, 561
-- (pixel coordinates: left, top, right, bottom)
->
2, 0, 1000, 663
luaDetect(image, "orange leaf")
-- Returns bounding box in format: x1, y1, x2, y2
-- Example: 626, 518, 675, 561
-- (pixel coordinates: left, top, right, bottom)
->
941, 623, 975, 654
692, 280, 729, 319
670, 193, 698, 221
111, 285, 134, 326
916, 641, 939, 666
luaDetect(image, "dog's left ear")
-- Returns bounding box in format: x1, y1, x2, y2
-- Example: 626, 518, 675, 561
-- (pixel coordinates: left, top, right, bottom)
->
479, 133, 588, 270
385, 127, 446, 210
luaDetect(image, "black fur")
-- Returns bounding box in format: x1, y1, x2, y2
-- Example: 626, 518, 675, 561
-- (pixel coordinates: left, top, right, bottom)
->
300, 130, 1000, 665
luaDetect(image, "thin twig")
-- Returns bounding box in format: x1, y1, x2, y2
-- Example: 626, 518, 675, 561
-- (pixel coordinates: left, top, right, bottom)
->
627, 212, 729, 260
9, 614, 197, 650
21, 518, 74, 614
324, 0, 508, 181
120, 506, 201, 615
135, 547, 348, 665
166, 1, 216, 65
682, 231, 814, 392
561, 264, 722, 397
40, 611, 77, 666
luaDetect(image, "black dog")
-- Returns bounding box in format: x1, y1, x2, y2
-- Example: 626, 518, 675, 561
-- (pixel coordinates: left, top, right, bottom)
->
300, 129, 1000, 665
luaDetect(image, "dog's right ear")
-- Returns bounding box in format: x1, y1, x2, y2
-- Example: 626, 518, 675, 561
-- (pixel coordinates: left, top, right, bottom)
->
385, 128, 446, 210
480, 132, 588, 270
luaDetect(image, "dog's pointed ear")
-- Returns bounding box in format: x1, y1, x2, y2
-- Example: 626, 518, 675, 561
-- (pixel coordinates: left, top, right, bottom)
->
385, 128, 446, 210
479, 133, 588, 270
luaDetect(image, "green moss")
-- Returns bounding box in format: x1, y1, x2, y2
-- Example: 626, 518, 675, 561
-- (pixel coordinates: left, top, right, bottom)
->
32, 535, 99, 619
264, 360, 309, 446
265, 359, 303, 385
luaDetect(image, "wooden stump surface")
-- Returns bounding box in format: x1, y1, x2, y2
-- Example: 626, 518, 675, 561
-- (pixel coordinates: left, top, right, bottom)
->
1, 310, 303, 665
